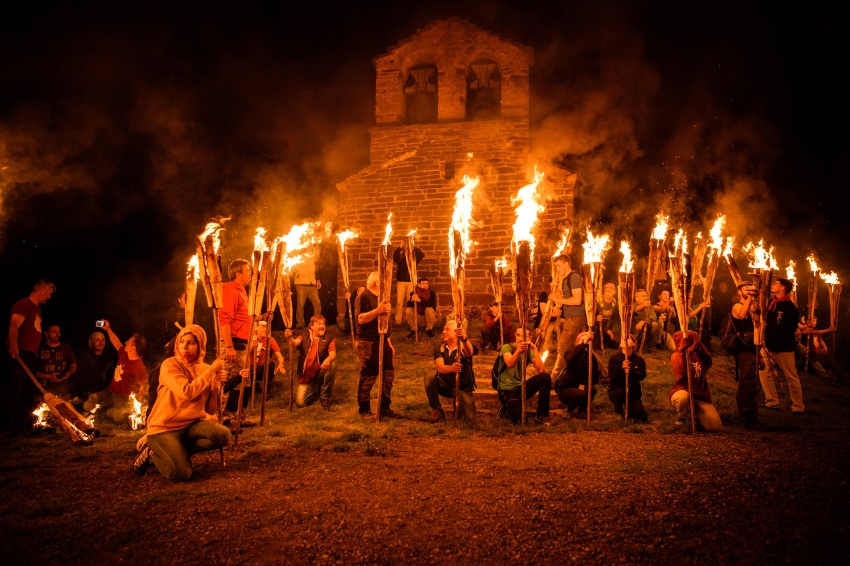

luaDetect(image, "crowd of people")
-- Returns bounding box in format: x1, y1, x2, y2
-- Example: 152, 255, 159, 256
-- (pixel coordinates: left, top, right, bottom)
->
4, 239, 839, 483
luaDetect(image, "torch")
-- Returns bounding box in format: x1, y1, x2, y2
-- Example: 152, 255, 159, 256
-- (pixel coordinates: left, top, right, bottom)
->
490, 258, 507, 348
260, 238, 285, 425
535, 228, 571, 351
697, 215, 726, 338
376, 214, 394, 422
786, 261, 798, 306
821, 271, 841, 373
806, 254, 820, 374
336, 229, 359, 348
185, 255, 199, 327
249, 246, 271, 411
510, 168, 545, 425
723, 237, 744, 288
403, 230, 420, 344
745, 241, 776, 398
582, 230, 610, 425
640, 213, 668, 354
617, 242, 635, 421
668, 230, 695, 433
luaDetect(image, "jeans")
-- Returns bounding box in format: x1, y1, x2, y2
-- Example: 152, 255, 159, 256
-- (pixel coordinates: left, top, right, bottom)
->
424, 372, 476, 420
760, 350, 805, 412
147, 420, 231, 482
405, 306, 437, 331
670, 390, 723, 431
499, 373, 551, 423
295, 284, 322, 328
2, 351, 39, 430
553, 317, 586, 377
296, 364, 336, 407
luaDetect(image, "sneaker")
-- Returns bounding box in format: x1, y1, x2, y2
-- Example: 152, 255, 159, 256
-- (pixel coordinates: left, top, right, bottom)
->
135, 435, 148, 452
380, 408, 402, 419
133, 447, 152, 476
406, 331, 416, 341
320, 399, 331, 411
430, 409, 445, 423
426, 329, 435, 340
675, 417, 686, 426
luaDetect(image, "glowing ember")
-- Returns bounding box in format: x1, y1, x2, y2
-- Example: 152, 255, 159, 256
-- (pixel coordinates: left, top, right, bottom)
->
652, 212, 669, 240
821, 271, 840, 285
807, 253, 819, 273
85, 403, 101, 427
786, 260, 797, 291
708, 215, 726, 254
582, 230, 611, 264
128, 393, 145, 430
553, 227, 571, 258
494, 257, 507, 271
619, 241, 633, 273
187, 254, 200, 281
33, 403, 50, 428
743, 240, 778, 270
382, 213, 394, 247
723, 236, 735, 258
510, 167, 546, 260
253, 227, 269, 252
336, 229, 359, 253
449, 176, 479, 278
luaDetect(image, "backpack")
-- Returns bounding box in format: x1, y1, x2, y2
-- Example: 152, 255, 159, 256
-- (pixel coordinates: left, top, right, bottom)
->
720, 313, 754, 355
490, 345, 516, 391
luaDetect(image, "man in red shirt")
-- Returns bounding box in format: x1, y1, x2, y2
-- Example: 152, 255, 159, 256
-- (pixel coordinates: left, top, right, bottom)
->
286, 314, 337, 410
4, 280, 55, 431
220, 259, 253, 418
85, 320, 148, 426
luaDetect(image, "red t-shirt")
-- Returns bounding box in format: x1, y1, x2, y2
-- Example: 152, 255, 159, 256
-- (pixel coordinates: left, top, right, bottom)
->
108, 346, 148, 397
251, 336, 280, 367
10, 298, 42, 354
220, 281, 251, 340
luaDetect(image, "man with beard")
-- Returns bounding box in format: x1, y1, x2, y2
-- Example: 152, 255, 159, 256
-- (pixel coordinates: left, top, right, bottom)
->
760, 278, 805, 414
220, 258, 253, 421
731, 282, 758, 427
287, 315, 336, 409
550, 254, 585, 378
405, 277, 438, 340
498, 327, 552, 424
71, 331, 116, 403
36, 324, 77, 400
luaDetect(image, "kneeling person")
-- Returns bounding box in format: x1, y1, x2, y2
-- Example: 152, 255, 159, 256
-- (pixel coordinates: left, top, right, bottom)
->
554, 332, 601, 414
405, 277, 438, 340
136, 325, 231, 481
669, 330, 723, 431
426, 321, 477, 422
498, 327, 551, 423
607, 338, 648, 422
288, 315, 336, 409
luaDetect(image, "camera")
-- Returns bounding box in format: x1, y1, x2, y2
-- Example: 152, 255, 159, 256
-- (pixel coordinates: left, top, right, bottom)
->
95, 320, 106, 328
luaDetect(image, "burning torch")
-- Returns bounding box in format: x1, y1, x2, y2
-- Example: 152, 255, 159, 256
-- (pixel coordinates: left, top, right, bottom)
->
375, 214, 394, 422
697, 215, 726, 338
821, 271, 842, 373
536, 227, 571, 352
617, 241, 635, 421
489, 257, 508, 348
668, 229, 695, 433
582, 230, 610, 424
640, 213, 668, 354
336, 229, 360, 348
745, 240, 776, 396
403, 230, 420, 344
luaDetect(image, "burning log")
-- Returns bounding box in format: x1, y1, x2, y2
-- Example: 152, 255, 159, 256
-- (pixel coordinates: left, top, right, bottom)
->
617, 242, 636, 421
489, 258, 507, 347
375, 214, 394, 422
403, 231, 420, 343
786, 260, 798, 306
510, 168, 545, 425
336, 229, 359, 348
668, 233, 695, 433
185, 255, 199, 326
723, 237, 743, 287
17, 357, 97, 445
821, 271, 842, 372
640, 213, 667, 354
582, 230, 610, 424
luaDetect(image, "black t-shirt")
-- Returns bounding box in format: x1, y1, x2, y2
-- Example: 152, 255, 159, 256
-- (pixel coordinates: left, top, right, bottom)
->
433, 342, 479, 391
355, 289, 383, 340
731, 302, 755, 354
393, 247, 424, 283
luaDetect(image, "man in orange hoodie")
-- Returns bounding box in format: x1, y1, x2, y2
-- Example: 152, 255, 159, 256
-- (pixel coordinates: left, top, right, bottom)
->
134, 325, 231, 481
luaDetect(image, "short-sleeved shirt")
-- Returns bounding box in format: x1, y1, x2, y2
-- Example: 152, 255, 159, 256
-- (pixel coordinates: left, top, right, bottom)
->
10, 298, 42, 354
108, 346, 148, 397
38, 343, 76, 377
251, 336, 281, 367
434, 342, 478, 391
498, 344, 536, 391
220, 281, 251, 340
560, 272, 585, 319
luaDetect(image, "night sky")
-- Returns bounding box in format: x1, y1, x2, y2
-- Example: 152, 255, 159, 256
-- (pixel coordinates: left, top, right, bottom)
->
1, 1, 846, 363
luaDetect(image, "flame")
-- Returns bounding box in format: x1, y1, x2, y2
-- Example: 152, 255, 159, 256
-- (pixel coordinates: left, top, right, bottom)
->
582, 230, 611, 264
682, 232, 689, 255
281, 221, 324, 272
673, 229, 685, 254
744, 240, 778, 270
807, 254, 819, 273
510, 167, 546, 259
449, 176, 479, 277
407, 229, 417, 237
821, 271, 840, 285
708, 215, 725, 253
467, 152, 473, 159
553, 227, 571, 258
187, 254, 200, 281
198, 216, 230, 253
786, 260, 797, 291
651, 212, 669, 240
494, 257, 507, 271
382, 213, 394, 246
253, 227, 269, 252
33, 403, 50, 428
128, 393, 145, 431
336, 229, 359, 253
540, 351, 549, 363
619, 241, 633, 273
723, 236, 735, 258
85, 403, 101, 427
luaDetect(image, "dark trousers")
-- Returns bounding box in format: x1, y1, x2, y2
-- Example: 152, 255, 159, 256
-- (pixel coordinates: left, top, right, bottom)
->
356, 339, 395, 413
736, 351, 759, 427
424, 373, 476, 420
607, 388, 648, 422
557, 386, 597, 413
481, 326, 514, 349
2, 351, 39, 431
224, 375, 251, 412
499, 373, 551, 423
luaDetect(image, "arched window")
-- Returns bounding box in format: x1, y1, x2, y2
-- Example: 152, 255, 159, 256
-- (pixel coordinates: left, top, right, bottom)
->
466, 60, 501, 120
404, 65, 438, 124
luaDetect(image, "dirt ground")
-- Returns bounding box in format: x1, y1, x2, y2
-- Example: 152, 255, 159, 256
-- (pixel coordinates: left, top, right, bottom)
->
2, 326, 850, 565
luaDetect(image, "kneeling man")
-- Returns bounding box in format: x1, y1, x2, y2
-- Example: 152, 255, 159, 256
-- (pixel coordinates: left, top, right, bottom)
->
426, 321, 477, 422
497, 327, 551, 424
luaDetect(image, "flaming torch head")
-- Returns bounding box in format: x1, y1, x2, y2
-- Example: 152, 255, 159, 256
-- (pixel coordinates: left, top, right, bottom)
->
510, 167, 545, 260
382, 213, 394, 247
582, 230, 610, 265
187, 254, 200, 279
723, 236, 735, 259
744, 240, 777, 270
619, 241, 633, 273
449, 176, 479, 278
652, 212, 669, 240
786, 260, 797, 291
807, 254, 819, 274
821, 271, 840, 286
708, 215, 726, 256
336, 229, 359, 253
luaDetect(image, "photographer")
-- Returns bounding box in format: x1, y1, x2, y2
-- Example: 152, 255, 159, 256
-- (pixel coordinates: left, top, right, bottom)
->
731, 282, 758, 428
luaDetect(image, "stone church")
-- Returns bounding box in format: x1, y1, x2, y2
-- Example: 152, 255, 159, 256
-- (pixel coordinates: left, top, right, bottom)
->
336, 18, 575, 320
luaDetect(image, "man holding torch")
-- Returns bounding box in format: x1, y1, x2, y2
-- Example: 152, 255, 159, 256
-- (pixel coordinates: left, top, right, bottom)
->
220, 258, 253, 422
497, 327, 551, 424
355, 271, 397, 419
731, 282, 759, 427
551, 254, 585, 377
426, 320, 477, 423
760, 278, 805, 414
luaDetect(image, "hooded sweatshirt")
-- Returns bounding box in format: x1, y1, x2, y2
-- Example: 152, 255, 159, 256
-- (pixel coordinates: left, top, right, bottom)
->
669, 330, 713, 404
146, 325, 221, 435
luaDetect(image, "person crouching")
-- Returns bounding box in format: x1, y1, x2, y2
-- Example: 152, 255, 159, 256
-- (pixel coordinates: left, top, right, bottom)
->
669, 330, 723, 431
554, 332, 601, 415
607, 337, 648, 422
134, 325, 231, 481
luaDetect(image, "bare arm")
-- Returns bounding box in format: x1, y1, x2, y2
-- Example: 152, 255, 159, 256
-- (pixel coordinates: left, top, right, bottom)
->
358, 300, 390, 325
102, 320, 123, 351
503, 342, 530, 369
529, 342, 546, 373
732, 296, 751, 319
